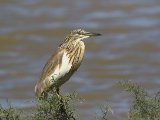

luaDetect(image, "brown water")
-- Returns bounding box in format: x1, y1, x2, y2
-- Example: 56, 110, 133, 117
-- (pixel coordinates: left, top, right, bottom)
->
0, 0, 160, 119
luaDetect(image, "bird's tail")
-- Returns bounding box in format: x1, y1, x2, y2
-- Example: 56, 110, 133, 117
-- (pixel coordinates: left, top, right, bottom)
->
35, 82, 44, 98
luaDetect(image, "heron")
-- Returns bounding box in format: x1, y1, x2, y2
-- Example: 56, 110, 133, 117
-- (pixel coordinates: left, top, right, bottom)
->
35, 29, 101, 98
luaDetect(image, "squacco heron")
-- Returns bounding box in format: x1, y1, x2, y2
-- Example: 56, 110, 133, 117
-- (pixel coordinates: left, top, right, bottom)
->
35, 29, 101, 97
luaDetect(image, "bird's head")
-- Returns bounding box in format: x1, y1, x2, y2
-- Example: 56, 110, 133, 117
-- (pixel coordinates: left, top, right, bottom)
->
69, 29, 101, 40
61, 29, 101, 48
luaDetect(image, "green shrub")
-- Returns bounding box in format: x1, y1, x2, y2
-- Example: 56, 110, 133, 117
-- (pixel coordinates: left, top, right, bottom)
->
0, 105, 21, 120
120, 80, 160, 120
32, 92, 78, 120
1, 81, 160, 120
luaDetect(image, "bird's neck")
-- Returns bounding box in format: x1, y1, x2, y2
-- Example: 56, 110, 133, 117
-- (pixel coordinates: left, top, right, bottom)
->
59, 37, 83, 51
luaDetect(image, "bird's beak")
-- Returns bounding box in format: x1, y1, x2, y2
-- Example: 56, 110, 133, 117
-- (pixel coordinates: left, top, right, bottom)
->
84, 32, 101, 37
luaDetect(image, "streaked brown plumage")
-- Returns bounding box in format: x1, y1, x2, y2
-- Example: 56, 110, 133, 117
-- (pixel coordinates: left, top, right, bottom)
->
35, 29, 101, 97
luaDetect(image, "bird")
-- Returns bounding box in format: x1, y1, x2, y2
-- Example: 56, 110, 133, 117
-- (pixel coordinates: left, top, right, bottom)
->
35, 29, 101, 98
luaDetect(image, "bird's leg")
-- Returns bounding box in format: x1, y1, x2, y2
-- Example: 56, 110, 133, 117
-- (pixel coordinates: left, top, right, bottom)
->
56, 88, 61, 99
52, 87, 61, 99
56, 88, 68, 118
56, 88, 60, 95
43, 92, 48, 99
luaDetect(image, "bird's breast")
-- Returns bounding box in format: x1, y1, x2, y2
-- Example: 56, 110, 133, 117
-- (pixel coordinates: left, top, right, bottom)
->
69, 41, 85, 70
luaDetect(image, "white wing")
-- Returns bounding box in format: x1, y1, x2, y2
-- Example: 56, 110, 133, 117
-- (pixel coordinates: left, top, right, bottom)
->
49, 51, 72, 82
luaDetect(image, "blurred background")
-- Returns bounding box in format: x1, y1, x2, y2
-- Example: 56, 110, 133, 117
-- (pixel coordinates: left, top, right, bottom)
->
0, 0, 160, 119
